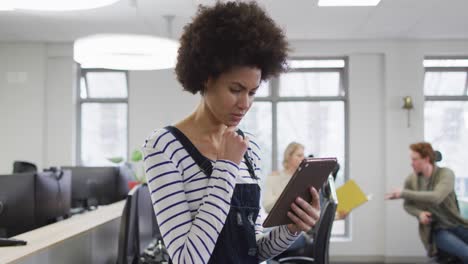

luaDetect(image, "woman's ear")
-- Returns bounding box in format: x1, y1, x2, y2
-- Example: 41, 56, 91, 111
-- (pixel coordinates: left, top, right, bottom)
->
201, 78, 212, 95
206, 76, 215, 86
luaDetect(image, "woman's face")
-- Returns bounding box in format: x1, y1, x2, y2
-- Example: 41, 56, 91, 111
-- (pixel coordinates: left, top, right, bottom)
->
287, 147, 305, 171
203, 66, 261, 127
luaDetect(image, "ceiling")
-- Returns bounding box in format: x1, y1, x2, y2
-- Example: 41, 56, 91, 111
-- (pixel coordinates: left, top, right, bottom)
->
0, 0, 467, 42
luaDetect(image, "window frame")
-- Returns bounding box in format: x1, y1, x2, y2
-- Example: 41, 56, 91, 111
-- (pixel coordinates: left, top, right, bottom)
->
424, 67, 468, 101
76, 67, 130, 166
424, 56, 468, 106
424, 57, 468, 199
255, 57, 349, 237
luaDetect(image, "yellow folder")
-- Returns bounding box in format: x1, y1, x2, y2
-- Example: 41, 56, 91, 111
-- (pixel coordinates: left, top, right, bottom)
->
336, 179, 368, 214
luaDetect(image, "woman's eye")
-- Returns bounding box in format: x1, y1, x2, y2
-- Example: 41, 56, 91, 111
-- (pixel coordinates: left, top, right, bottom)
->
230, 88, 241, 93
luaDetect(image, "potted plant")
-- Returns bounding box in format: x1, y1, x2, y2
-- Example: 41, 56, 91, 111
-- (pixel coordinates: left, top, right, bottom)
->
108, 149, 145, 191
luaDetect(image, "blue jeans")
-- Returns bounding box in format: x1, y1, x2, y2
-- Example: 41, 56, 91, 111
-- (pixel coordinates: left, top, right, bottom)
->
434, 226, 468, 264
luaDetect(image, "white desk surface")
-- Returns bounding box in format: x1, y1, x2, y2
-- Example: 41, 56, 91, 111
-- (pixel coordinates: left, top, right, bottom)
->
0, 200, 125, 264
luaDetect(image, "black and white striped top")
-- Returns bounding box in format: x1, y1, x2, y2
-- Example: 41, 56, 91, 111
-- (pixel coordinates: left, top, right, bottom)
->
142, 128, 299, 264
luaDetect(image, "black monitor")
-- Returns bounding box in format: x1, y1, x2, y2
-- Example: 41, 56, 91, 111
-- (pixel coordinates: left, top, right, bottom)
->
34, 169, 71, 228
0, 173, 36, 238
63, 166, 118, 209
117, 164, 133, 201
117, 186, 139, 264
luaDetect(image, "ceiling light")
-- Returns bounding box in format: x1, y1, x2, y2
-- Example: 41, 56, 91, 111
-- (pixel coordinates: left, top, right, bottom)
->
13, 0, 120, 11
289, 59, 345, 68
74, 34, 180, 71
0, 0, 15, 11
318, 0, 381, 6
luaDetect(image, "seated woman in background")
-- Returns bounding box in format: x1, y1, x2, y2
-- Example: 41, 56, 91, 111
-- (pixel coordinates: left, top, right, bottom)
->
263, 142, 305, 214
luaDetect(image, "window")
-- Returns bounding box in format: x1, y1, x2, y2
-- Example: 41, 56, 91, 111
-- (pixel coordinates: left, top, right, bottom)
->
424, 58, 468, 200
240, 59, 348, 236
78, 69, 129, 166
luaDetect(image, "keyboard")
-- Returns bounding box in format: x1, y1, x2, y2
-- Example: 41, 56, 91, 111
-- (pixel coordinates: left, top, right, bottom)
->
0, 237, 27, 247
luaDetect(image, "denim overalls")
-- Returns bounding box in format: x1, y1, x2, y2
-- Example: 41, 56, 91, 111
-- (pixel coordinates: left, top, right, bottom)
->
208, 183, 260, 263
165, 126, 260, 263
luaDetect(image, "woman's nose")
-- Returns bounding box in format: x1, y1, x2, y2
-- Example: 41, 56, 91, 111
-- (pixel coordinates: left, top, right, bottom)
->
237, 92, 250, 110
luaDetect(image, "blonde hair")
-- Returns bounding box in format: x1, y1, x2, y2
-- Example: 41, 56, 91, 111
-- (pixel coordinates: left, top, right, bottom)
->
282, 142, 304, 170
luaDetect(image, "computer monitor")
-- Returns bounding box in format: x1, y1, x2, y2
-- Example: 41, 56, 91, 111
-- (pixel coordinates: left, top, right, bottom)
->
117, 164, 133, 201
0, 173, 36, 238
34, 169, 72, 228
116, 186, 139, 264
63, 166, 118, 209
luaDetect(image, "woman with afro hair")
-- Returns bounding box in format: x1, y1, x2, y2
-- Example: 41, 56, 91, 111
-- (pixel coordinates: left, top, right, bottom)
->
142, 2, 320, 263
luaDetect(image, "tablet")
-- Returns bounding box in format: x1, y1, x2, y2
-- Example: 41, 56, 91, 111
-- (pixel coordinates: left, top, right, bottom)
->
263, 157, 337, 228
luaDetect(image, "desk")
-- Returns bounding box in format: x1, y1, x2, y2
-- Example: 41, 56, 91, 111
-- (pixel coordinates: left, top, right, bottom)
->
0, 201, 125, 264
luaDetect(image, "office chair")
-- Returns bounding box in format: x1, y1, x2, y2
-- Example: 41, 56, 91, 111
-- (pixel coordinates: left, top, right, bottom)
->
12, 161, 37, 173
117, 184, 167, 264
433, 252, 462, 264
434, 150, 442, 162
116, 186, 140, 264
429, 151, 462, 264
275, 199, 337, 264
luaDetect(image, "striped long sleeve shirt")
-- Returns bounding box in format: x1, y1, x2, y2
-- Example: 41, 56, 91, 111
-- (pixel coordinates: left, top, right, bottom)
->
142, 128, 299, 264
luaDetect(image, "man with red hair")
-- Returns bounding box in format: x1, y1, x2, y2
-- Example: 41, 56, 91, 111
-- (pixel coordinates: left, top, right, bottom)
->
386, 142, 468, 262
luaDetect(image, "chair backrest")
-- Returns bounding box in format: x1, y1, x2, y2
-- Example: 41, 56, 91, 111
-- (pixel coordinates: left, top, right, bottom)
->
117, 184, 160, 264
136, 184, 160, 252
312, 199, 337, 264
13, 161, 37, 173
434, 150, 442, 162
116, 186, 140, 264
277, 177, 338, 264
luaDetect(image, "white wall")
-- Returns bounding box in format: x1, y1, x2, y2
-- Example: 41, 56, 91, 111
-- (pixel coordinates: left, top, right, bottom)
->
128, 69, 198, 156
1, 39, 468, 261
0, 43, 76, 174
44, 44, 76, 168
337, 53, 386, 259
0, 43, 47, 173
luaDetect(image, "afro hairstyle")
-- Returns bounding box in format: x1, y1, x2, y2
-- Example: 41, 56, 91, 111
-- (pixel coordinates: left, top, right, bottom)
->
175, 1, 289, 94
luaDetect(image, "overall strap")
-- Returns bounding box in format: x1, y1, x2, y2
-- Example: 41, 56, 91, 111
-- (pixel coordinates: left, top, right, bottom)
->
165, 126, 256, 179
236, 129, 257, 180
165, 126, 213, 176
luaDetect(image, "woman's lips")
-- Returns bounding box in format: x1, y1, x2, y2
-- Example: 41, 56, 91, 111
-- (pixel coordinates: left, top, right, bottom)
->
231, 113, 244, 121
